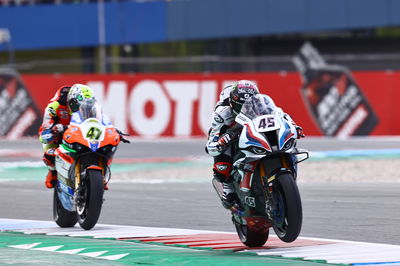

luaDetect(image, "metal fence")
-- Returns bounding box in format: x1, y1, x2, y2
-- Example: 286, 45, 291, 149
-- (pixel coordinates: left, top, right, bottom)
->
4, 53, 400, 74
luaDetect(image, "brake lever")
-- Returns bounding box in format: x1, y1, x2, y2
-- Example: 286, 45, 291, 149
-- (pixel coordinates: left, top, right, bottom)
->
120, 137, 130, 144
116, 129, 130, 136
116, 128, 131, 143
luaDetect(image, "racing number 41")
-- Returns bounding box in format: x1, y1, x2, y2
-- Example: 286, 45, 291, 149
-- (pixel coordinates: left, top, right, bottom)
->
258, 117, 275, 130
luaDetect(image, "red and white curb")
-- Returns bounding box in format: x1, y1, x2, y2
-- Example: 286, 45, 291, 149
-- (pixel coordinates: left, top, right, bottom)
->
2, 218, 400, 265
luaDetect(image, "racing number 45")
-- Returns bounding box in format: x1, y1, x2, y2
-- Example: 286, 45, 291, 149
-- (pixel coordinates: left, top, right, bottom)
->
258, 117, 275, 130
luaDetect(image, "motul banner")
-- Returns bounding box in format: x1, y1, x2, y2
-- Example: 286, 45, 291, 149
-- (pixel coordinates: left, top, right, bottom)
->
15, 71, 400, 137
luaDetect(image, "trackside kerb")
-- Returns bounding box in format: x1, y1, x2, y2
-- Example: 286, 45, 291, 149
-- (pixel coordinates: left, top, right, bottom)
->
0, 232, 339, 266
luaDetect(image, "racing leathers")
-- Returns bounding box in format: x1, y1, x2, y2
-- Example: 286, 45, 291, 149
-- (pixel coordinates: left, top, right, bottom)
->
206, 85, 235, 181
38, 86, 72, 188
205, 85, 240, 208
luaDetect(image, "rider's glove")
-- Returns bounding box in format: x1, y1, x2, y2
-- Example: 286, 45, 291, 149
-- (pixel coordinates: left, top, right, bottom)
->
50, 124, 67, 143
295, 125, 305, 139
51, 124, 66, 137
206, 142, 220, 154
217, 133, 232, 151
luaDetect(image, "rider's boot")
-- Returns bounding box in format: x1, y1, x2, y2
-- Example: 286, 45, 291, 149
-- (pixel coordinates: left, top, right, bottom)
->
45, 170, 57, 188
221, 181, 237, 209
43, 149, 57, 189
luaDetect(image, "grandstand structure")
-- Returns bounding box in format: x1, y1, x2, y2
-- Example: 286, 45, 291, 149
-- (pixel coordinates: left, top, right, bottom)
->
1, 0, 400, 73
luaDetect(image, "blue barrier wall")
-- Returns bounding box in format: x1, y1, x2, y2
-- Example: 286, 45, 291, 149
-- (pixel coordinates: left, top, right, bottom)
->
167, 0, 400, 40
1, 0, 400, 51
0, 1, 166, 50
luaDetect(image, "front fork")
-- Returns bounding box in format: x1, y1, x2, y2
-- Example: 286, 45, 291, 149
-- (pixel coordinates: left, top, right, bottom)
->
262, 154, 294, 220
74, 161, 86, 208
75, 161, 81, 190
260, 163, 275, 220
74, 159, 105, 191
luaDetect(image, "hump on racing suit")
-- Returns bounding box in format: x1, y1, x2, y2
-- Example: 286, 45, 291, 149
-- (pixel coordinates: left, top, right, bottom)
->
39, 86, 71, 145
206, 85, 235, 157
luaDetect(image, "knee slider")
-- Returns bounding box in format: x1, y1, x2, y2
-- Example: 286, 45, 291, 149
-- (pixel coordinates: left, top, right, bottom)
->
43, 148, 56, 166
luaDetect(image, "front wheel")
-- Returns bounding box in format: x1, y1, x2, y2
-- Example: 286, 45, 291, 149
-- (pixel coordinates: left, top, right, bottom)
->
272, 173, 302, 243
53, 189, 78, 228
77, 170, 104, 230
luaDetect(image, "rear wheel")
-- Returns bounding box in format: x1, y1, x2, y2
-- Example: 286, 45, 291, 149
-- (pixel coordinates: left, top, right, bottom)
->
77, 170, 104, 230
53, 189, 78, 228
272, 173, 302, 242
234, 220, 269, 247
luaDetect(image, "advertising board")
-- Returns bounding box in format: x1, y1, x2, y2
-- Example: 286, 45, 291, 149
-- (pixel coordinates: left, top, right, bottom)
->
17, 72, 399, 138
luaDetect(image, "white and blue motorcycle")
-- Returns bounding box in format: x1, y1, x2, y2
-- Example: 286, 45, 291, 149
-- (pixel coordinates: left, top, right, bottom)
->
213, 94, 309, 247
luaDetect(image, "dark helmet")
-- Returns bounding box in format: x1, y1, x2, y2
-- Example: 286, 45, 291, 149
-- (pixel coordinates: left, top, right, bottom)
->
229, 80, 259, 116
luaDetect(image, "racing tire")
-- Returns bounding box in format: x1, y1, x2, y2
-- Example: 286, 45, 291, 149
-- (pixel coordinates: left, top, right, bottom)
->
77, 170, 104, 230
272, 172, 302, 243
234, 221, 269, 247
53, 189, 78, 228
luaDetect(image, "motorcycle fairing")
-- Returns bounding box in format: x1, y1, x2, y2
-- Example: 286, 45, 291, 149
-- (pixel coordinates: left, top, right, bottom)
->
55, 145, 76, 211
57, 181, 75, 212
275, 115, 297, 150
69, 118, 105, 152
239, 120, 271, 152
233, 114, 298, 216
238, 161, 257, 193
66, 119, 118, 152
68, 102, 118, 152
245, 113, 297, 152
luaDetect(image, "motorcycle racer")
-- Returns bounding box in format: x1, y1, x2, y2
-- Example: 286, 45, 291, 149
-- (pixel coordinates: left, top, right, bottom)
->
39, 84, 96, 188
38, 84, 130, 189
205, 80, 305, 209
205, 80, 260, 208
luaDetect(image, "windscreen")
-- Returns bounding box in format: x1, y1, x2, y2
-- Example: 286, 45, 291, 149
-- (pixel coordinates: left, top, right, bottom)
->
77, 99, 102, 121
240, 94, 277, 120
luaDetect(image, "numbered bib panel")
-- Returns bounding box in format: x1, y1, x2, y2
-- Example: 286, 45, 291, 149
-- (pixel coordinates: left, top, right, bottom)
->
253, 115, 280, 132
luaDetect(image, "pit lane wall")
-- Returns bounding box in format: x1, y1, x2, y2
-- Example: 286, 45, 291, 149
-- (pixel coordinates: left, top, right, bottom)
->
1, 71, 399, 138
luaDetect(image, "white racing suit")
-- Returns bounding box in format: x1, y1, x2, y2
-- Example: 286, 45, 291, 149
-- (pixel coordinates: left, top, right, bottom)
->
205, 86, 236, 182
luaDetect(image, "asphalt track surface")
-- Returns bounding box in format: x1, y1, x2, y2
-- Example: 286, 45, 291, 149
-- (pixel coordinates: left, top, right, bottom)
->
1, 137, 400, 245
2, 136, 400, 160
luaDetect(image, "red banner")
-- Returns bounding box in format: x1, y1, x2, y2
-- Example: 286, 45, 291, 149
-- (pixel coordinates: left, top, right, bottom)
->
20, 72, 400, 137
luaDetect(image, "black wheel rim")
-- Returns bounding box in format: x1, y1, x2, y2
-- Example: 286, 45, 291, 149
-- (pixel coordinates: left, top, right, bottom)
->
235, 222, 248, 243
273, 187, 288, 237
53, 191, 59, 221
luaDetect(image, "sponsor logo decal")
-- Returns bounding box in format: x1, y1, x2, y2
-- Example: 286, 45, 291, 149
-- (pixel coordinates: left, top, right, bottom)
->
216, 164, 228, 171
213, 114, 224, 123
245, 196, 255, 207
